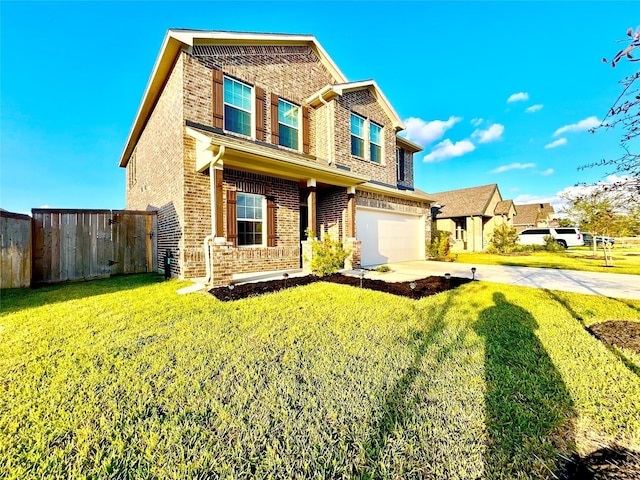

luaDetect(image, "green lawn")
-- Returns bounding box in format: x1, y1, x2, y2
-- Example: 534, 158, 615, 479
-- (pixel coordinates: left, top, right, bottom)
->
455, 248, 640, 274
1, 274, 640, 479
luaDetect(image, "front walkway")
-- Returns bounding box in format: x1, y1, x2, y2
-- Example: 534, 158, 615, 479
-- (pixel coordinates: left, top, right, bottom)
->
361, 260, 640, 300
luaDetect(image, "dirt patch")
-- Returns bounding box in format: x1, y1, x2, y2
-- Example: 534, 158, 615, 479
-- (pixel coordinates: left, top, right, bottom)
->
587, 321, 640, 355
557, 446, 640, 479
209, 273, 471, 302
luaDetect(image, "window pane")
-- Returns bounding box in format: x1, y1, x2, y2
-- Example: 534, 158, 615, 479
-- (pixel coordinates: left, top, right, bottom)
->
278, 100, 299, 127
224, 105, 251, 136
351, 136, 364, 157
370, 144, 381, 163
279, 124, 299, 149
350, 114, 364, 137
224, 77, 251, 111
370, 123, 381, 144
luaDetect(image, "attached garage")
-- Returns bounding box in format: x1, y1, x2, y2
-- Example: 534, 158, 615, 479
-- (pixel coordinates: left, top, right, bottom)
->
356, 208, 425, 266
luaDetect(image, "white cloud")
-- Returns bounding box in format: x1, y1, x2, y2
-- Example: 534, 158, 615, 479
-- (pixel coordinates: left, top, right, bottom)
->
507, 92, 529, 103
403, 116, 462, 145
471, 117, 483, 127
544, 138, 567, 149
513, 193, 564, 213
472, 123, 504, 143
423, 139, 476, 163
526, 104, 544, 113
552, 116, 601, 137
540, 168, 554, 176
491, 162, 535, 174
38, 204, 51, 209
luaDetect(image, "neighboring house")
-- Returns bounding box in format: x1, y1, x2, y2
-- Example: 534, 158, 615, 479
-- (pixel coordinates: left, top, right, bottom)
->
119, 29, 432, 285
513, 203, 556, 232
430, 184, 516, 252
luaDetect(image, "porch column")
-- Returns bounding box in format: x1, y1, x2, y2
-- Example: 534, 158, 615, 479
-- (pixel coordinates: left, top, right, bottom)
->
347, 185, 356, 238
214, 166, 224, 240
307, 179, 317, 238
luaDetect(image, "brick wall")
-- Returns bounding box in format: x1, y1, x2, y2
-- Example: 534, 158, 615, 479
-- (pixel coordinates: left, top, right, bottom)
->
333, 89, 398, 185
223, 169, 300, 274
126, 53, 185, 278
317, 186, 348, 241
397, 148, 414, 189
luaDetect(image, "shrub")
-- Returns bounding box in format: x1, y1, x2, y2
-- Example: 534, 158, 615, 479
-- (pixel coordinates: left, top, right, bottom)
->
308, 235, 351, 276
375, 265, 391, 273
429, 231, 452, 260
488, 223, 519, 254
544, 234, 564, 252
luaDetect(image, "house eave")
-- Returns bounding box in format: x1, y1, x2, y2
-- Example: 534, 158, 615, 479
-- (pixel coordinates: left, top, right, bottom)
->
357, 182, 434, 203
185, 125, 369, 187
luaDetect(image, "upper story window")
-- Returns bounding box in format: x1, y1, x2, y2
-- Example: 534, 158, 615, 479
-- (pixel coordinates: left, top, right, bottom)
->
224, 77, 253, 136
237, 192, 264, 246
278, 99, 299, 150
350, 113, 365, 157
370, 122, 382, 163
396, 148, 405, 181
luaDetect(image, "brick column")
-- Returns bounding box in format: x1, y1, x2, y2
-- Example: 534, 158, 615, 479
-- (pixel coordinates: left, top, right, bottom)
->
307, 187, 317, 238
301, 239, 315, 274
344, 238, 362, 270
210, 241, 234, 287
347, 191, 356, 238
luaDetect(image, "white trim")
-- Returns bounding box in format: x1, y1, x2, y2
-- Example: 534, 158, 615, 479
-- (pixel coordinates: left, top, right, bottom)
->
236, 192, 266, 247
223, 76, 255, 139
277, 98, 301, 151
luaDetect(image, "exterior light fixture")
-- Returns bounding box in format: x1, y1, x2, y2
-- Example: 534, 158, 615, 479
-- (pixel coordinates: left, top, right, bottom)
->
409, 281, 417, 297
283, 272, 289, 288
228, 283, 235, 290
444, 273, 451, 280
471, 267, 476, 280
359, 269, 365, 288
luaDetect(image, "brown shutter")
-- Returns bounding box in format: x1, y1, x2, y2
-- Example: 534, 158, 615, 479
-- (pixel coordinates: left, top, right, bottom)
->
302, 106, 310, 154
212, 68, 224, 129
266, 196, 276, 247
255, 86, 266, 141
270, 93, 279, 144
226, 190, 237, 247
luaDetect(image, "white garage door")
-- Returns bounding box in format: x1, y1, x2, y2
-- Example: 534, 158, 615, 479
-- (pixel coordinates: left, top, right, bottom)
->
357, 208, 424, 266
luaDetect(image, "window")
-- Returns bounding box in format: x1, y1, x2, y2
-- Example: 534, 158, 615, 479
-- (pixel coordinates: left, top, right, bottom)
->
278, 99, 299, 149
350, 113, 365, 157
370, 122, 382, 163
237, 192, 263, 246
224, 77, 252, 136
396, 147, 405, 181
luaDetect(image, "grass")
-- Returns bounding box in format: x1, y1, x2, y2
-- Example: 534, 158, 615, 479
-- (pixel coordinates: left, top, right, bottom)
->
455, 248, 640, 275
1, 274, 640, 478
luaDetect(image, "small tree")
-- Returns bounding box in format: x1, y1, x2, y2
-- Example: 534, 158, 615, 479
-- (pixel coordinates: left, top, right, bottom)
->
488, 223, 519, 254
428, 230, 452, 260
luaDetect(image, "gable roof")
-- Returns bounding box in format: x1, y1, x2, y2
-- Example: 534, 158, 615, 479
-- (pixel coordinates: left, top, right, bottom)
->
431, 184, 500, 218
305, 80, 404, 131
119, 29, 348, 168
494, 199, 515, 215
513, 203, 555, 225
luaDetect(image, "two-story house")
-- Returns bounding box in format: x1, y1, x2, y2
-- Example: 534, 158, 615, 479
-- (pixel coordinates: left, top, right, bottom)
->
119, 29, 432, 285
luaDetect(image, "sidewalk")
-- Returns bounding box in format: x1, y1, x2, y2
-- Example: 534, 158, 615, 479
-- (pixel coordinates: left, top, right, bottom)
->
352, 260, 640, 300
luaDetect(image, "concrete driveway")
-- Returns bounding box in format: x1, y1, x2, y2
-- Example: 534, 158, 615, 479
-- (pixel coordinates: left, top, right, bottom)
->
358, 260, 640, 300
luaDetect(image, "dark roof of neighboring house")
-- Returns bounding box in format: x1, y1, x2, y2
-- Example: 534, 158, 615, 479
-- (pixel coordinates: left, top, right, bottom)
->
494, 199, 515, 215
513, 203, 555, 225
431, 184, 499, 218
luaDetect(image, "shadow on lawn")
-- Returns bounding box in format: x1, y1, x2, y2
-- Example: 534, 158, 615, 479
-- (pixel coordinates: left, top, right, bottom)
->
0, 273, 163, 315
475, 292, 577, 478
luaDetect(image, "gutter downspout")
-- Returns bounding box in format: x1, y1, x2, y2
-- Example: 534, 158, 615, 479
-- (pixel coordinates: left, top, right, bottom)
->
204, 145, 226, 284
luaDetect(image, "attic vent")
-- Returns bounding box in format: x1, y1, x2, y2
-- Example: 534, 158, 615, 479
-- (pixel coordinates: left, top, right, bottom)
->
192, 44, 311, 57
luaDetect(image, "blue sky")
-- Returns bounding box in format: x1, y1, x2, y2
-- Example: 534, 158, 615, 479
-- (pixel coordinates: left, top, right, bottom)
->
1, 1, 637, 215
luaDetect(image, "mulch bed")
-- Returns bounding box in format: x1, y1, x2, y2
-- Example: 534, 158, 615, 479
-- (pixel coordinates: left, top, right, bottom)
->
587, 321, 640, 355
209, 273, 471, 302
558, 446, 640, 479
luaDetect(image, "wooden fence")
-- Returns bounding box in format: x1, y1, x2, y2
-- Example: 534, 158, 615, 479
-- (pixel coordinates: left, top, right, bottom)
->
31, 209, 157, 285
1, 211, 32, 289
0, 209, 157, 288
